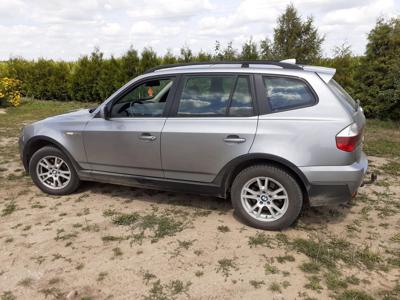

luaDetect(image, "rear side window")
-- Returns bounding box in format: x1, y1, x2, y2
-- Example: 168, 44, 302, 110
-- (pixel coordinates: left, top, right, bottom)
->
263, 77, 316, 112
177, 75, 253, 117
327, 79, 357, 110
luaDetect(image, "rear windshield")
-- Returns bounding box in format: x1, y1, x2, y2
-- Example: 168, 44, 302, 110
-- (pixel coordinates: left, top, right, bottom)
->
328, 79, 357, 110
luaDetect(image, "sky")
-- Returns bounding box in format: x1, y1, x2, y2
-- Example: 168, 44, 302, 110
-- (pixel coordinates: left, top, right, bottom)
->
0, 0, 399, 61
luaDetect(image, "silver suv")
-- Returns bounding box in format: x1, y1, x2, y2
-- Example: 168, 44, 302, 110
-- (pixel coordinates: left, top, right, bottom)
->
19, 61, 368, 230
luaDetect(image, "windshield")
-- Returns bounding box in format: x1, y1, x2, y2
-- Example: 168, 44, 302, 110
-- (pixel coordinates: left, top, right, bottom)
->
328, 79, 357, 110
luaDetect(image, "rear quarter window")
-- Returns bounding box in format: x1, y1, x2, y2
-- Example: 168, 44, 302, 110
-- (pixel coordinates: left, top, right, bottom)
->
263, 77, 316, 112
327, 79, 357, 110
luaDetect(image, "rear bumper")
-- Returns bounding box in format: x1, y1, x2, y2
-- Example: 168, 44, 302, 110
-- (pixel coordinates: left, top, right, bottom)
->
300, 152, 368, 206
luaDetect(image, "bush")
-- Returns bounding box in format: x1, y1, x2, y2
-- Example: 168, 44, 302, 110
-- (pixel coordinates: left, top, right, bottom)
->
0, 77, 21, 107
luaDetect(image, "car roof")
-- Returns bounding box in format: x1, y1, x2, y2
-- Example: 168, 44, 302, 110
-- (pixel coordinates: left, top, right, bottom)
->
141, 61, 336, 83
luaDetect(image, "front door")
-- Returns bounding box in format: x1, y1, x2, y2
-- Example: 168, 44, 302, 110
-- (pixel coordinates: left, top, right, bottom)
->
161, 74, 258, 182
83, 77, 176, 177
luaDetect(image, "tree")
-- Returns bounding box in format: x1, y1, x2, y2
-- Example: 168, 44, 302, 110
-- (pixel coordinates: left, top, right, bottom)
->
139, 47, 160, 73
162, 49, 177, 64
69, 48, 104, 101
196, 50, 212, 62
120, 46, 139, 82
319, 43, 360, 95
266, 4, 324, 64
240, 38, 259, 60
355, 17, 400, 120
214, 41, 237, 61
260, 38, 274, 60
96, 56, 122, 100
179, 46, 193, 63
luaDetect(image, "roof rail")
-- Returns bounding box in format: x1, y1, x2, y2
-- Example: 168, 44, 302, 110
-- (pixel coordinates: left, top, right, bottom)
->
144, 60, 303, 74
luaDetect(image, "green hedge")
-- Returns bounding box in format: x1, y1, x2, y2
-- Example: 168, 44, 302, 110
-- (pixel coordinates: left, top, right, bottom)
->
0, 18, 399, 120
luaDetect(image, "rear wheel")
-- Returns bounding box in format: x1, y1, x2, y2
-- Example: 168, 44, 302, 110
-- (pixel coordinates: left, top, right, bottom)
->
29, 146, 80, 195
231, 164, 303, 230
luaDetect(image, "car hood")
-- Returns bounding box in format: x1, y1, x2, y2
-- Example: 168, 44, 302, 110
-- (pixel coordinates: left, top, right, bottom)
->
41, 109, 93, 122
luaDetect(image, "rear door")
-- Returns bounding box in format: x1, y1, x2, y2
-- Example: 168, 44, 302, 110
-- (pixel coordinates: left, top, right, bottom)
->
161, 74, 258, 182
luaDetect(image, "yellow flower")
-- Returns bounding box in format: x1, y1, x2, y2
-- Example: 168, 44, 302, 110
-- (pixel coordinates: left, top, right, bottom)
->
0, 77, 22, 107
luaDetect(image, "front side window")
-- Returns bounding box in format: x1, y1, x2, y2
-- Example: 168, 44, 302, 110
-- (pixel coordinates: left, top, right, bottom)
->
263, 77, 316, 112
111, 78, 173, 118
177, 75, 253, 117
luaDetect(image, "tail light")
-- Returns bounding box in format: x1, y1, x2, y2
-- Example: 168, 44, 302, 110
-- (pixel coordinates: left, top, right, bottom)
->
336, 123, 363, 152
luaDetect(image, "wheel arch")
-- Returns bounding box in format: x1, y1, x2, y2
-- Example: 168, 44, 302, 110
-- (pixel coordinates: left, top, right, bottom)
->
23, 136, 80, 173
216, 153, 310, 203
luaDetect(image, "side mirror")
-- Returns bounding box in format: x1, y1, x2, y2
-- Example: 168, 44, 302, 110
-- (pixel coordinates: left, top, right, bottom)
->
99, 105, 110, 120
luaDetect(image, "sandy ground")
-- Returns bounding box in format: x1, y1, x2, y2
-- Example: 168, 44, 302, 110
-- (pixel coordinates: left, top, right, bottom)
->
0, 136, 399, 299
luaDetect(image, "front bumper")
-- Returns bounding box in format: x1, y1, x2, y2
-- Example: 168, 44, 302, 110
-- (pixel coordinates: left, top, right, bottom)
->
18, 134, 28, 172
300, 152, 368, 206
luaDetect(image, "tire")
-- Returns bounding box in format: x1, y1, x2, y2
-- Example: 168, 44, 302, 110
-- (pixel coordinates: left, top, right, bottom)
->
231, 164, 303, 230
29, 146, 80, 195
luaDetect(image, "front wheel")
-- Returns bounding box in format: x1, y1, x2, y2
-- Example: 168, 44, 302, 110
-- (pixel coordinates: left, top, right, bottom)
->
231, 165, 303, 230
29, 146, 80, 195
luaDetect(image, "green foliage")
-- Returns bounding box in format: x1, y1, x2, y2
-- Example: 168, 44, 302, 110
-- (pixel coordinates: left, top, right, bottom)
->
263, 4, 324, 63
0, 8, 398, 120
240, 38, 259, 60
69, 48, 105, 102
319, 43, 360, 95
355, 18, 400, 120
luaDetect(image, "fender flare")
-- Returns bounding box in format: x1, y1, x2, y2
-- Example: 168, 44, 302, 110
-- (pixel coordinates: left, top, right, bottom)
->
22, 136, 81, 173
214, 153, 310, 197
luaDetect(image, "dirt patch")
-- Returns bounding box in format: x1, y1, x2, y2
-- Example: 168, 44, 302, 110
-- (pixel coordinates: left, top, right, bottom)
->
0, 153, 399, 299
0, 108, 6, 114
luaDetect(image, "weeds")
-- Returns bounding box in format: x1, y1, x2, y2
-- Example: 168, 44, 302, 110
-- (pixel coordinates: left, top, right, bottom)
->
268, 282, 281, 293
335, 289, 374, 300
248, 232, 273, 248
1, 202, 16, 217
249, 280, 265, 289
216, 258, 238, 279
217, 225, 230, 233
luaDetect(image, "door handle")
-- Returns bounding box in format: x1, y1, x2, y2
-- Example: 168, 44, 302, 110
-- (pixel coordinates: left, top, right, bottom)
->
139, 133, 157, 141
224, 135, 246, 144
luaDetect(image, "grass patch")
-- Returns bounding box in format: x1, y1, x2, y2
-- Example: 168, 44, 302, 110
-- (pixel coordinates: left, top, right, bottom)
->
97, 272, 108, 282
276, 255, 295, 263
216, 258, 238, 279
248, 232, 273, 248
18, 277, 34, 287
101, 235, 127, 242
299, 261, 321, 273
143, 279, 191, 300
217, 225, 230, 233
106, 210, 186, 243
290, 236, 383, 271
112, 247, 123, 257
364, 119, 400, 157
1, 202, 16, 217
268, 282, 281, 293
304, 275, 323, 292
325, 272, 348, 290
264, 263, 279, 275
335, 289, 374, 300
112, 212, 140, 226
249, 280, 265, 289
1, 291, 16, 300
381, 160, 400, 176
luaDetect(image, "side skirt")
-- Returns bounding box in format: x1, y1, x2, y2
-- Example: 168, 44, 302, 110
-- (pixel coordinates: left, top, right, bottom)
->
78, 170, 225, 198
